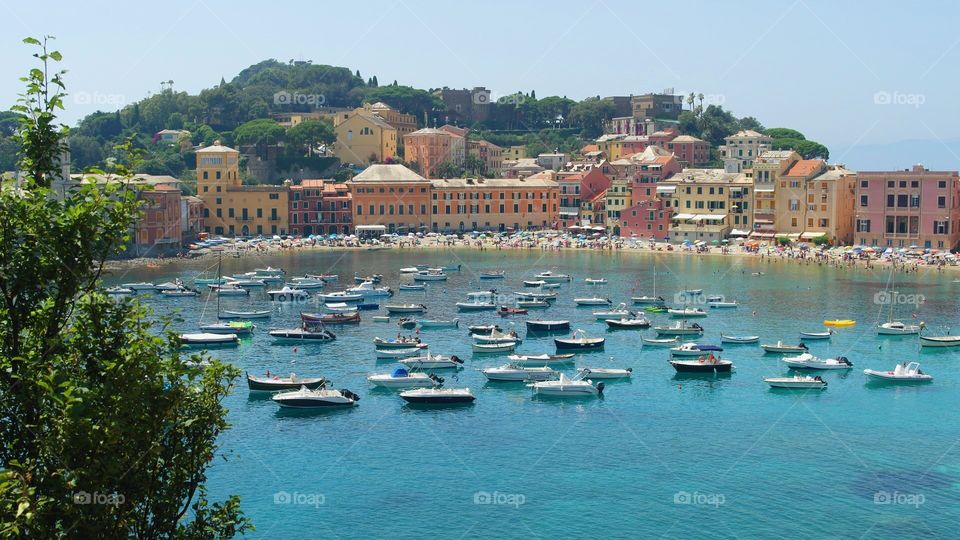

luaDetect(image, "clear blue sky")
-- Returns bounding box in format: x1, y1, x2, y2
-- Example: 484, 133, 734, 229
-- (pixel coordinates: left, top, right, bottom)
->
2, 0, 959, 168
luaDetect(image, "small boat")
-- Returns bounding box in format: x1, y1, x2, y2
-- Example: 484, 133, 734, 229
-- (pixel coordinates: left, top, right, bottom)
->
761, 341, 809, 354
272, 386, 359, 408
514, 291, 557, 301
641, 337, 679, 346
574, 297, 612, 306
525, 320, 570, 332
219, 279, 261, 289
413, 270, 447, 282
385, 303, 427, 314
253, 266, 285, 276
266, 286, 309, 301
399, 387, 475, 404
877, 321, 923, 335
399, 353, 465, 369
800, 330, 832, 340
498, 306, 528, 316
317, 291, 363, 303
310, 273, 338, 282
679, 289, 703, 296
720, 334, 759, 344
106, 286, 135, 296
399, 267, 421, 274
670, 356, 733, 373
670, 342, 724, 357
301, 311, 360, 325
347, 281, 393, 297
472, 329, 520, 344
472, 342, 517, 354
577, 367, 632, 379
179, 333, 240, 347
397, 317, 418, 329
398, 284, 426, 291
523, 280, 547, 288
456, 301, 497, 312
605, 317, 650, 329
654, 321, 704, 336
593, 303, 632, 320
324, 302, 359, 314
516, 300, 549, 309
764, 375, 828, 389
374, 336, 424, 349
418, 318, 459, 329
213, 285, 249, 297
479, 271, 506, 280
706, 296, 738, 309
585, 278, 607, 285
919, 335, 960, 348
482, 364, 559, 382
783, 353, 853, 370
376, 347, 427, 359
507, 353, 575, 366
198, 321, 255, 335
554, 329, 605, 350
357, 302, 380, 311
632, 295, 665, 305
534, 271, 571, 283
368, 368, 443, 389
247, 372, 326, 392
193, 277, 227, 286
438, 264, 461, 272
528, 372, 603, 396
160, 288, 201, 297
644, 305, 668, 313
286, 279, 324, 289
219, 309, 271, 320
268, 327, 336, 343
468, 324, 501, 335
668, 307, 708, 318
823, 319, 856, 327
864, 362, 933, 382
354, 273, 383, 284
372, 316, 391, 322
153, 281, 181, 291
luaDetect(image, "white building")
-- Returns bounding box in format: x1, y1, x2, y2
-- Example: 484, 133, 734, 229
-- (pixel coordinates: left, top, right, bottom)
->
718, 130, 772, 173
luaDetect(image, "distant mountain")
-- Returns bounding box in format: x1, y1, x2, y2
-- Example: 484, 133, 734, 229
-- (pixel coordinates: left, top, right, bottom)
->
830, 138, 960, 172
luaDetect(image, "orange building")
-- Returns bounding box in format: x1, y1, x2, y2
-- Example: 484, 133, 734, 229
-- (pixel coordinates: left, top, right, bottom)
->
403, 128, 460, 178
429, 174, 559, 233
346, 164, 433, 234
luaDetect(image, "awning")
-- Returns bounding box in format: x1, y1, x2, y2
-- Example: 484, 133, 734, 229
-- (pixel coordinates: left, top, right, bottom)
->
672, 213, 696, 220
355, 225, 387, 231
801, 231, 827, 239
698, 214, 727, 221
751, 232, 776, 238
656, 185, 676, 193
729, 229, 751, 236
754, 187, 774, 193
754, 219, 773, 224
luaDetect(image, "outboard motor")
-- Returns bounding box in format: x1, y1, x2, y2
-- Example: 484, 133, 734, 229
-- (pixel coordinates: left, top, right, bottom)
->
596, 382, 605, 395
451, 355, 463, 364
341, 389, 360, 402
838, 356, 850, 365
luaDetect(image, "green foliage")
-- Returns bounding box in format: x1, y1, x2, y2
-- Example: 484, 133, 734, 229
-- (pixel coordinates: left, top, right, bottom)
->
811, 235, 830, 246
435, 161, 462, 179
771, 138, 829, 160
776, 236, 792, 246
355, 85, 442, 122
765, 127, 805, 140
0, 37, 250, 539
567, 98, 616, 138
286, 119, 335, 156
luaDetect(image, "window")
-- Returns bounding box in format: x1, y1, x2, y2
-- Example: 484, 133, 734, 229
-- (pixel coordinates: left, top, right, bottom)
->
938, 196, 946, 208
860, 180, 868, 188
897, 194, 908, 207
257, 208, 262, 218
856, 219, 871, 233
910, 194, 920, 207
203, 171, 208, 180
887, 194, 895, 208
939, 181, 947, 188
269, 193, 279, 200
215, 171, 221, 180
887, 181, 895, 188
228, 208, 234, 218
935, 220, 949, 234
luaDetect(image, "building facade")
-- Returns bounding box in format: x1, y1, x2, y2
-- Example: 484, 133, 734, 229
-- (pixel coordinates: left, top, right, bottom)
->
619, 198, 672, 239
467, 139, 504, 176
659, 169, 753, 242
403, 128, 458, 178
429, 175, 559, 232
288, 179, 353, 236
719, 130, 773, 173
333, 113, 398, 165
347, 164, 433, 234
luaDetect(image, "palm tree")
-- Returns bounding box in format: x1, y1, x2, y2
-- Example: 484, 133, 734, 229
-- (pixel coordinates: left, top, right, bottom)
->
697, 93, 705, 116
687, 92, 695, 112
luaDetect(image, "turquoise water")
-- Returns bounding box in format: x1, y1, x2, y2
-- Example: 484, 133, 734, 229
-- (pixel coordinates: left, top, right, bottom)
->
109, 249, 960, 538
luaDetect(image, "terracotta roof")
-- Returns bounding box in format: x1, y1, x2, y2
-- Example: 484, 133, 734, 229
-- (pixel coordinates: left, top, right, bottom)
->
299, 179, 327, 188
581, 144, 599, 154
671, 135, 705, 143
785, 159, 825, 177
349, 164, 428, 183
439, 125, 468, 137
431, 177, 558, 188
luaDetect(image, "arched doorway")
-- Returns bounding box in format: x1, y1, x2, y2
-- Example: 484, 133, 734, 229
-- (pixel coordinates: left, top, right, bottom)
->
241, 225, 249, 236
342, 225, 349, 234
303, 225, 313, 236
315, 225, 324, 236
613, 226, 621, 236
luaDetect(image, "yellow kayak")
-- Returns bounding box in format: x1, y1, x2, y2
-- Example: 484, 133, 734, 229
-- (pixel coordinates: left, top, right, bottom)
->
823, 319, 856, 327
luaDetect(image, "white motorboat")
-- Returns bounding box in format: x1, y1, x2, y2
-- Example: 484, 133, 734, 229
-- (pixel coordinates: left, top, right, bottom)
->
399, 267, 421, 274
877, 321, 923, 335
763, 375, 828, 389
783, 353, 853, 370
212, 284, 249, 297
761, 341, 809, 354
385, 303, 427, 314
864, 362, 933, 382
482, 364, 559, 382
399, 387, 475, 404
220, 309, 271, 319
324, 302, 359, 313
800, 330, 832, 340
399, 353, 465, 369
418, 318, 459, 329
246, 372, 327, 392
413, 270, 447, 281
286, 279, 324, 289
528, 372, 603, 396
153, 281, 181, 291
654, 321, 704, 336
632, 295, 665, 305
706, 295, 738, 309
593, 303, 632, 320
267, 286, 310, 301
523, 280, 547, 288
305, 273, 338, 282
668, 307, 708, 318
456, 301, 497, 311
105, 286, 135, 296
121, 282, 155, 291
367, 367, 443, 388
472, 330, 520, 344
574, 297, 612, 306
507, 353, 576, 366
516, 300, 550, 309
585, 278, 607, 285
227, 278, 267, 288
720, 334, 759, 344
317, 291, 364, 303
268, 327, 337, 343
534, 271, 571, 283
253, 266, 285, 276
641, 336, 679, 346
179, 332, 240, 347
577, 367, 632, 379
374, 337, 425, 349
398, 284, 426, 291
605, 317, 650, 329
272, 386, 359, 408
198, 321, 255, 336
376, 347, 426, 360
347, 281, 393, 298
669, 342, 724, 358
679, 289, 703, 296
479, 270, 506, 280
472, 342, 517, 353
160, 287, 201, 297
920, 334, 960, 347
514, 291, 557, 301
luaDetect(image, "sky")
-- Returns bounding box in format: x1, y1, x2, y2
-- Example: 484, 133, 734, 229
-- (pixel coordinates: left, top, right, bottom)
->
2, 0, 960, 169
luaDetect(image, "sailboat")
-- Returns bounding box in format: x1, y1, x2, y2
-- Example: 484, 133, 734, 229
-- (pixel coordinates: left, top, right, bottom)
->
631, 264, 664, 305
876, 269, 923, 335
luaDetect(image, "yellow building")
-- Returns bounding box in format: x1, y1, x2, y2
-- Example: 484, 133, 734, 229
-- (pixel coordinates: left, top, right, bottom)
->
502, 145, 527, 161
355, 102, 418, 141
604, 178, 632, 232
774, 160, 856, 244
750, 150, 800, 238
333, 113, 397, 165
196, 142, 289, 237
659, 169, 753, 242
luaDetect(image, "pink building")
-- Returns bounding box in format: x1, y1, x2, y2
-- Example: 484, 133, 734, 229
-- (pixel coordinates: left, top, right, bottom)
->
854, 164, 960, 250
289, 179, 353, 237
620, 198, 672, 239
660, 135, 710, 166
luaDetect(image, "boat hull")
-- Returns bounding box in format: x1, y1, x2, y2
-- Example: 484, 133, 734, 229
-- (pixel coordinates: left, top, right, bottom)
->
526, 321, 570, 331
670, 361, 733, 373
919, 336, 960, 347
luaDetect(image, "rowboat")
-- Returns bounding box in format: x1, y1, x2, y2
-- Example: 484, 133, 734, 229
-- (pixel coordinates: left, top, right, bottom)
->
919, 335, 960, 347
467, 324, 500, 335
160, 288, 200, 297
399, 353, 465, 369
179, 333, 240, 347
385, 304, 427, 314
525, 320, 570, 332
305, 273, 338, 282
398, 284, 426, 291
523, 280, 548, 288
357, 303, 380, 311
593, 303, 632, 320
585, 278, 607, 285
482, 364, 559, 382
213, 285, 249, 297
761, 341, 809, 354
577, 367, 632, 379
374, 337, 425, 349
534, 271, 571, 283
498, 306, 528, 316
800, 330, 832, 340
783, 353, 853, 370
823, 319, 856, 327
375, 347, 426, 359
479, 271, 506, 280
507, 353, 575, 366
472, 342, 517, 353
472, 329, 520, 344
554, 330, 605, 350
641, 337, 679, 346
514, 291, 557, 301
456, 301, 497, 311
864, 362, 933, 382
605, 317, 650, 329
301, 311, 360, 325
670, 342, 724, 357
253, 266, 285, 276
317, 291, 363, 303
247, 372, 326, 392
720, 334, 759, 344
574, 297, 612, 306
654, 321, 704, 336
219, 309, 271, 319
268, 327, 336, 343
764, 375, 827, 389
198, 321, 255, 335
413, 270, 447, 281
418, 318, 459, 329
436, 264, 461, 272
399, 387, 475, 404
287, 278, 325, 289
